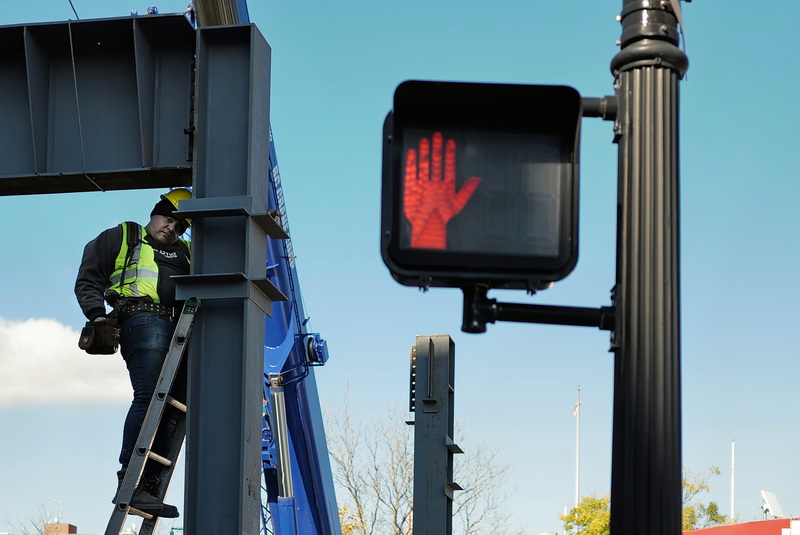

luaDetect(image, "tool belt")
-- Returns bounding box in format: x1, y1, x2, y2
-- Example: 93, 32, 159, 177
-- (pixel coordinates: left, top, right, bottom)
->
115, 298, 177, 320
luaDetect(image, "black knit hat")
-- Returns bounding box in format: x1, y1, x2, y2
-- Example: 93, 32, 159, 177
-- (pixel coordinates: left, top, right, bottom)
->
151, 198, 177, 218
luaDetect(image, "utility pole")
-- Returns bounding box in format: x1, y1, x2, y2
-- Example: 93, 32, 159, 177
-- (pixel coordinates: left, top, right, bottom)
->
609, 1, 688, 534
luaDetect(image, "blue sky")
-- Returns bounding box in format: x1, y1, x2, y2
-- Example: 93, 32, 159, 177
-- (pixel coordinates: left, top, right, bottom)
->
1, 1, 799, 534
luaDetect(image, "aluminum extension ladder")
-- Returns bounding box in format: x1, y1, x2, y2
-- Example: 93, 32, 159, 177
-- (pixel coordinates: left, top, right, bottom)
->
105, 297, 200, 535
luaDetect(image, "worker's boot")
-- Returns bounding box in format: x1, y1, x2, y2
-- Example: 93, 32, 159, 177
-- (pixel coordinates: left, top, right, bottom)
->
129, 475, 179, 518
112, 470, 125, 504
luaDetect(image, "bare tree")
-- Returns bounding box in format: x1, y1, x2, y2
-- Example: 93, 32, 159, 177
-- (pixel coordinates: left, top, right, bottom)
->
329, 399, 384, 534
452, 441, 522, 535
325, 395, 525, 535
3, 503, 178, 535
4, 503, 51, 535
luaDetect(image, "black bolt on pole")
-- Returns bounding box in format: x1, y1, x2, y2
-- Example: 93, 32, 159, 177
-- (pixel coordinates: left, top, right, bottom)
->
609, 1, 688, 535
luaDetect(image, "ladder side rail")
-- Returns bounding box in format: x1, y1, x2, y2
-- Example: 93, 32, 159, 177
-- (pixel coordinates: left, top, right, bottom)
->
108, 349, 183, 534
142, 302, 199, 500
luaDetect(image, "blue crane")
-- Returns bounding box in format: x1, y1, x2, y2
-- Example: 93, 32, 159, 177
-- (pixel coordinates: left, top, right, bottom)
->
260, 130, 341, 535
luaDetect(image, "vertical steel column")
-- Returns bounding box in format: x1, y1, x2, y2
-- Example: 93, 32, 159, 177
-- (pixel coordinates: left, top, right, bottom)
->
193, 0, 250, 27
412, 335, 460, 535
610, 1, 688, 534
175, 24, 287, 535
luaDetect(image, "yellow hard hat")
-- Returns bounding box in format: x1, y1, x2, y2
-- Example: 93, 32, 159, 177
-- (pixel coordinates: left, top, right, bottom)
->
161, 188, 192, 210
160, 188, 192, 226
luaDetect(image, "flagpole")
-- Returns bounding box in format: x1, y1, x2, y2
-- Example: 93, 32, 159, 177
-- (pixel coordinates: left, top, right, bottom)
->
575, 387, 581, 508
731, 439, 735, 522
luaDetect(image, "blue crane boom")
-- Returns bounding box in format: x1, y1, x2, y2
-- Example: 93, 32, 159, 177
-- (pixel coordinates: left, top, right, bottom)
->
261, 129, 342, 535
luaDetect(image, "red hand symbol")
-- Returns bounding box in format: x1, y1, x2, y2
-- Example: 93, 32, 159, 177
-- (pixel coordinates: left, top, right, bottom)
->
403, 132, 481, 249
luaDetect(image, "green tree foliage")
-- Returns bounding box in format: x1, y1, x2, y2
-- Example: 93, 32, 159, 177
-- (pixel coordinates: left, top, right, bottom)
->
560, 494, 610, 535
682, 467, 729, 530
560, 467, 728, 534
339, 504, 366, 534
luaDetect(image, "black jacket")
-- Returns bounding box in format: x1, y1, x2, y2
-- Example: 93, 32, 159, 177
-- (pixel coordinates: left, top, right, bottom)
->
75, 223, 190, 320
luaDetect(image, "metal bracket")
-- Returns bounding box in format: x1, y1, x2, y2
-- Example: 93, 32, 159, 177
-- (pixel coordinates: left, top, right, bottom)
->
175, 195, 290, 239
461, 285, 615, 334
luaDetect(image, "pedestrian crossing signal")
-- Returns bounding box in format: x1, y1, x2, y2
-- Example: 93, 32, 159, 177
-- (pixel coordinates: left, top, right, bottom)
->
381, 80, 582, 292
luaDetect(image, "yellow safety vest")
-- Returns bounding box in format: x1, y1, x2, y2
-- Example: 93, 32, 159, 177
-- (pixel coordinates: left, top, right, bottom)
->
106, 222, 189, 303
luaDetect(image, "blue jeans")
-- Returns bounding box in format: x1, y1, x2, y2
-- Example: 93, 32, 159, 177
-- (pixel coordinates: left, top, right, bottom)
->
118, 313, 184, 472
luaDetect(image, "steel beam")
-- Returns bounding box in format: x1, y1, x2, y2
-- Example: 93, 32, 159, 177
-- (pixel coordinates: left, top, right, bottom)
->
0, 16, 195, 195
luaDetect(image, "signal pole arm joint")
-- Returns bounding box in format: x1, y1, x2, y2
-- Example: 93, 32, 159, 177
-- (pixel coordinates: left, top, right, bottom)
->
582, 96, 618, 121
461, 285, 615, 333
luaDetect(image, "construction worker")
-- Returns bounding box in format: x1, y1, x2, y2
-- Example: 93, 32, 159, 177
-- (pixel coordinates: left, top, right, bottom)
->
75, 189, 192, 518
130, 5, 158, 15
183, 2, 195, 26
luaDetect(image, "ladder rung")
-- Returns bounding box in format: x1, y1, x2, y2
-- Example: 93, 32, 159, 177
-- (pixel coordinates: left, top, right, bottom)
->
147, 451, 173, 467
127, 506, 155, 520
167, 396, 187, 412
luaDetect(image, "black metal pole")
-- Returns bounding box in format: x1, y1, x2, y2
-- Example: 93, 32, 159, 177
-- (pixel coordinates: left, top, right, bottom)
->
609, 1, 688, 534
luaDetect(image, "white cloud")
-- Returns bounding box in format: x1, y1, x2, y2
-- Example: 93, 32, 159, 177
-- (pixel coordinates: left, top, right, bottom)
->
0, 317, 130, 407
